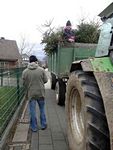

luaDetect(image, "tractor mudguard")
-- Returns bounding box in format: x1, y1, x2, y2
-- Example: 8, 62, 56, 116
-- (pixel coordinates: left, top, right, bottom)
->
93, 72, 113, 150
71, 57, 113, 73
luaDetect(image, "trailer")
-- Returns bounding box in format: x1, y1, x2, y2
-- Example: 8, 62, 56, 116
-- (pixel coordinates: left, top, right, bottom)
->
48, 43, 97, 105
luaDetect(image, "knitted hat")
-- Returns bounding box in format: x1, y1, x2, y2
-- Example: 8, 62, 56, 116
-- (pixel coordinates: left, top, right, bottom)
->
29, 55, 38, 63
66, 20, 71, 26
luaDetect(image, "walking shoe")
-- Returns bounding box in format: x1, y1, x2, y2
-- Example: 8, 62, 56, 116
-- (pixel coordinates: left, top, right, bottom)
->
31, 128, 38, 132
30, 126, 38, 132
41, 125, 47, 130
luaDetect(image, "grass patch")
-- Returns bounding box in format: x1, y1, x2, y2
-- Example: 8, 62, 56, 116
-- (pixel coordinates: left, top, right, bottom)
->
0, 86, 25, 136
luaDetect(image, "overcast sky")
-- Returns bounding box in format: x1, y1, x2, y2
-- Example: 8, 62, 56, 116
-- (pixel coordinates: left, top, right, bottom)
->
0, 0, 112, 57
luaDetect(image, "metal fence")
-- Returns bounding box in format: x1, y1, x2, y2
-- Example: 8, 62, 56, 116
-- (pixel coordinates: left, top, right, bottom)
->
0, 67, 26, 139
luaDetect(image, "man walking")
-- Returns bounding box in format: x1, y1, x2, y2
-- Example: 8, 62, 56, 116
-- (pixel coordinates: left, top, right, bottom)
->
22, 55, 48, 132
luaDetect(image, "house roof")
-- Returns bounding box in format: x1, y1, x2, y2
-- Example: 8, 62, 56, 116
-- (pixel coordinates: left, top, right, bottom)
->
0, 38, 21, 61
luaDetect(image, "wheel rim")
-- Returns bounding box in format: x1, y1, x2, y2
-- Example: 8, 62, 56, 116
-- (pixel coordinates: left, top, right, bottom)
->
69, 88, 84, 144
55, 81, 59, 103
50, 75, 52, 87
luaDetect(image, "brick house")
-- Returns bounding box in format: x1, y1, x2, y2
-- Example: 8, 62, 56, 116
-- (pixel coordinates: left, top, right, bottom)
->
0, 38, 21, 68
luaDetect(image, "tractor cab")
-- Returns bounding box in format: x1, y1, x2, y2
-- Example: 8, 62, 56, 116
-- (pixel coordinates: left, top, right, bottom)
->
95, 3, 113, 58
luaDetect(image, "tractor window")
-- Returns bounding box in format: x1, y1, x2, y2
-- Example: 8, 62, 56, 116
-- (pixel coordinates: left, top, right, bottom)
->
95, 22, 112, 57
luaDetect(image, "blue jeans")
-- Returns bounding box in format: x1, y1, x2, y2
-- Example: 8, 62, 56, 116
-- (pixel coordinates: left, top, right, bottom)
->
29, 98, 47, 131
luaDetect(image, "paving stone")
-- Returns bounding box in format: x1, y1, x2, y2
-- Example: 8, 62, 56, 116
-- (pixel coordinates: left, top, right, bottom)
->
39, 129, 51, 137
39, 136, 52, 145
14, 146, 22, 150
22, 145, 26, 149
52, 132, 65, 140
19, 119, 29, 123
9, 144, 30, 150
53, 141, 69, 150
9, 144, 28, 150
25, 144, 30, 150
39, 145, 53, 150
9, 147, 13, 150
31, 132, 39, 150
9, 144, 26, 147
12, 123, 29, 143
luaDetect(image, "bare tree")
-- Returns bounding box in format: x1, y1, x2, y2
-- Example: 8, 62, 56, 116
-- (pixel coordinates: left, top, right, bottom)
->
19, 35, 35, 56
37, 18, 54, 37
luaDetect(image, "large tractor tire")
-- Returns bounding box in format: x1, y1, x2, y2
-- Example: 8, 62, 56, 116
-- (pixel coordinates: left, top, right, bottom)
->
65, 71, 110, 150
55, 78, 66, 106
51, 73, 56, 90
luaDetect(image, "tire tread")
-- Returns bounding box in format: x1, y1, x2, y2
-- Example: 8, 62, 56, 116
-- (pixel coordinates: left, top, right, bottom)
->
75, 71, 110, 149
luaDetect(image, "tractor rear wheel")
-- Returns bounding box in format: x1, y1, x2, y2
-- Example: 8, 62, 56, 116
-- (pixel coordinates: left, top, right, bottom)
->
51, 73, 56, 90
65, 71, 110, 150
55, 78, 66, 106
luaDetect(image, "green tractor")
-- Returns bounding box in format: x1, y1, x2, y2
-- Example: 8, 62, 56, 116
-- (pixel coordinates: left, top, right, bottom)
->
65, 2, 113, 150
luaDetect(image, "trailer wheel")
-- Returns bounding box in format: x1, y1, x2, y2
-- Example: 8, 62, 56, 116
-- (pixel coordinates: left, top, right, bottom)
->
65, 71, 110, 150
55, 78, 66, 106
51, 73, 56, 90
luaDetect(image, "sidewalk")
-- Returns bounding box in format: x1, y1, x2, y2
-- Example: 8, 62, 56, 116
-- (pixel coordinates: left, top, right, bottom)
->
7, 88, 69, 150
